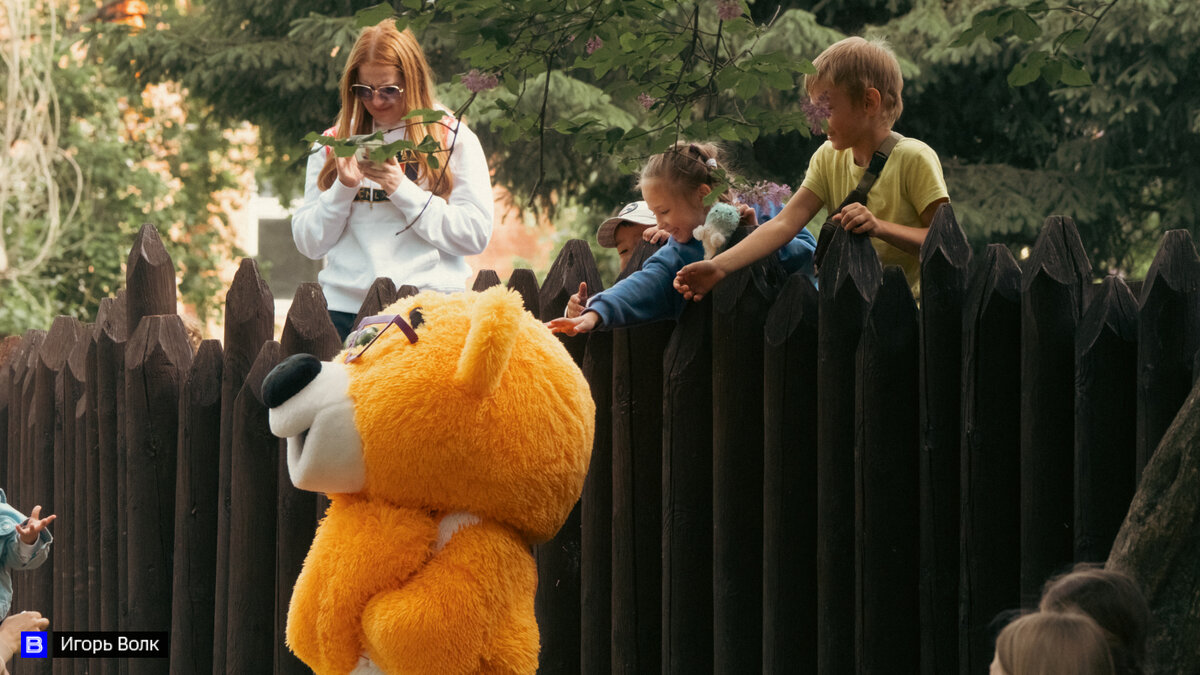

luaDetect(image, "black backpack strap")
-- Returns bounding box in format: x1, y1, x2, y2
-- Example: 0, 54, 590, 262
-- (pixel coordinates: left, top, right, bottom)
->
812, 131, 903, 269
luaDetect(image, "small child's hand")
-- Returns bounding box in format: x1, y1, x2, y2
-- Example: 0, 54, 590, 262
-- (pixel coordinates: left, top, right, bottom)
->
674, 260, 725, 302
16, 506, 55, 545
735, 203, 759, 229
565, 282, 588, 319
545, 312, 600, 337
642, 226, 670, 245
833, 202, 882, 236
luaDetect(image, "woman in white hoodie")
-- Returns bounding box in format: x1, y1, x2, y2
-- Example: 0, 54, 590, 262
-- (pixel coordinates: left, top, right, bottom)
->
292, 21, 494, 340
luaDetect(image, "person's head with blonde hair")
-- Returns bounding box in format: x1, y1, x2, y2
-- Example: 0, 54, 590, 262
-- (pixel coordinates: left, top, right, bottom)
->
318, 21, 453, 196
1040, 564, 1150, 675
992, 611, 1116, 675
805, 36, 904, 127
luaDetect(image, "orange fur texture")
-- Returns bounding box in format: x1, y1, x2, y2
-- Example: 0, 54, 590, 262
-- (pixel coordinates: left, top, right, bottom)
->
286, 287, 594, 674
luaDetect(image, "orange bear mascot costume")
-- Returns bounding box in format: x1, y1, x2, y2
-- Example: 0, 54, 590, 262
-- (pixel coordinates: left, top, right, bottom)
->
262, 287, 594, 674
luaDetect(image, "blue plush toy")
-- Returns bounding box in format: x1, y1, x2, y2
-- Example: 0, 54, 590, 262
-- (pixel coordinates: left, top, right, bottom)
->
693, 201, 741, 260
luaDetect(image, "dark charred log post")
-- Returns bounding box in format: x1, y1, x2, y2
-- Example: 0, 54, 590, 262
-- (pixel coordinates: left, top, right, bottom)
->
18, 332, 44, 619
213, 260, 274, 673
1020, 216, 1091, 602
535, 240, 602, 674
83, 331, 102, 673
579, 328, 612, 675
816, 227, 881, 674
0, 336, 17, 485
506, 268, 542, 318
1135, 230, 1200, 477
38, 317, 84, 655
226, 342, 283, 674
916, 203, 972, 675
1075, 277, 1139, 563
856, 267, 920, 674
471, 269, 502, 291
1108, 377, 1200, 675
169, 340, 223, 675
351, 277, 399, 330
68, 330, 92, 641
711, 232, 784, 674
125, 224, 177, 337
611, 241, 670, 675
762, 273, 819, 673
277, 284, 341, 675
53, 326, 83, 640
7, 334, 41, 508
959, 246, 1023, 674
94, 296, 126, 675
662, 297, 714, 675
125, 315, 192, 675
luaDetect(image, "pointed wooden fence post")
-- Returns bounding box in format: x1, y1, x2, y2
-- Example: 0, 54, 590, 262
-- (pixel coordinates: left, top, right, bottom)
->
84, 329, 102, 639
1075, 277, 1138, 563
535, 240, 601, 674
506, 268, 542, 318
611, 242, 670, 675
1109, 376, 1200, 674
352, 277, 400, 329
169, 340, 223, 675
126, 224, 177, 333
662, 296, 714, 675
226, 341, 283, 674
17, 331, 45, 626
1020, 216, 1091, 602
277, 284, 341, 675
214, 260, 273, 673
580, 326, 612, 675
816, 226, 880, 674
125, 315, 192, 675
762, 273, 819, 674
94, 296, 126, 675
959, 245, 1022, 675
471, 269, 502, 291
917, 204, 971, 675
1135, 230, 1200, 476
856, 267, 920, 674
38, 316, 85, 661
711, 233, 786, 674
68, 329, 92, 638
54, 321, 87, 641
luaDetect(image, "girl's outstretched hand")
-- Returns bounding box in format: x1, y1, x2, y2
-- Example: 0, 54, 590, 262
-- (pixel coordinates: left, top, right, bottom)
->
16, 505, 55, 545
674, 260, 725, 302
546, 312, 600, 337
565, 282, 588, 319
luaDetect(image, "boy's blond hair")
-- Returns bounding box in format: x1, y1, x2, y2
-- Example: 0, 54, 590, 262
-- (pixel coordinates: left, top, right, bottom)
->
805, 36, 904, 127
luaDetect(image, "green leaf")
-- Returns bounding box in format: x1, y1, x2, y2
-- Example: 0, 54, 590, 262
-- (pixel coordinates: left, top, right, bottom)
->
949, 27, 979, 48
1012, 12, 1041, 41
1007, 59, 1041, 87
1040, 59, 1063, 86
354, 4, 394, 28
404, 108, 447, 123
796, 59, 816, 76
1059, 61, 1093, 86
734, 75, 760, 98
401, 0, 422, 10
1024, 0, 1049, 14
333, 144, 358, 158
427, 154, 440, 169
1058, 28, 1089, 49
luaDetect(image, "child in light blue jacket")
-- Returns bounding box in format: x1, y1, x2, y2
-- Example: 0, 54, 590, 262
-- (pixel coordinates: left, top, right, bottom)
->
0, 490, 54, 619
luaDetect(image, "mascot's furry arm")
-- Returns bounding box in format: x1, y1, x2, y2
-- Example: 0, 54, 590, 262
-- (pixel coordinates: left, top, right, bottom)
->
692, 202, 741, 260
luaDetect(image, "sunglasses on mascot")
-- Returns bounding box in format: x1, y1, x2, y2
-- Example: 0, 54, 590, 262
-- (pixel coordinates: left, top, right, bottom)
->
343, 313, 419, 363
351, 84, 405, 103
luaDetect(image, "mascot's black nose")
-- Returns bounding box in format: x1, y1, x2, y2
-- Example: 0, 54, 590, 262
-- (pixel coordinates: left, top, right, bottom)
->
262, 354, 322, 408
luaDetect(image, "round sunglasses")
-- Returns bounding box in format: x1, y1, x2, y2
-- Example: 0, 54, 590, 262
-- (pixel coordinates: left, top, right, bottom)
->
351, 83, 405, 103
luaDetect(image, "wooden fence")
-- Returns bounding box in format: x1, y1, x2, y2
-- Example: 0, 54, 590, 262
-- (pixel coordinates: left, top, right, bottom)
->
1, 207, 1198, 674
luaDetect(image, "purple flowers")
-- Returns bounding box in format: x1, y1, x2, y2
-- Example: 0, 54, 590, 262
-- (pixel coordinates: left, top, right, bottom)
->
739, 181, 793, 214
801, 92, 831, 135
585, 36, 603, 55
462, 69, 499, 93
716, 0, 743, 21
637, 93, 657, 110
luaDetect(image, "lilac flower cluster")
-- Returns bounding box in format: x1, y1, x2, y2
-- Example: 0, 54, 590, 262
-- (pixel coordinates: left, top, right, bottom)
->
637, 93, 657, 110
801, 92, 831, 136
716, 0, 743, 21
462, 69, 500, 93
586, 36, 603, 55
739, 181, 793, 214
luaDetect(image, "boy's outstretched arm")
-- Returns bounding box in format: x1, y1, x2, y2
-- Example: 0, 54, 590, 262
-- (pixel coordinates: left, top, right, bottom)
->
675, 187, 823, 302
834, 197, 949, 255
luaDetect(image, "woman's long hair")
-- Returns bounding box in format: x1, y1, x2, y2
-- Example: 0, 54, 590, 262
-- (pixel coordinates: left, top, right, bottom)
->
317, 22, 454, 197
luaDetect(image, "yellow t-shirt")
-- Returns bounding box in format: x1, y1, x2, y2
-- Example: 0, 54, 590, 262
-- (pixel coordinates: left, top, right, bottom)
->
800, 137, 949, 292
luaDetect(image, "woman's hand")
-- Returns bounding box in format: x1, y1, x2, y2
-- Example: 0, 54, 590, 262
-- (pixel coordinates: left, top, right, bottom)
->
358, 156, 407, 195
335, 155, 364, 188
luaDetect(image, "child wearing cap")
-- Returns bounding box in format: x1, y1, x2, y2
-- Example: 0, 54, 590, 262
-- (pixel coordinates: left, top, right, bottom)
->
565, 201, 659, 319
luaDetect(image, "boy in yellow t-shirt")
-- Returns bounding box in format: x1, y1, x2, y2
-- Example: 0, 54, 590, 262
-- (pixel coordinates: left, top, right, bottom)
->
674, 36, 950, 299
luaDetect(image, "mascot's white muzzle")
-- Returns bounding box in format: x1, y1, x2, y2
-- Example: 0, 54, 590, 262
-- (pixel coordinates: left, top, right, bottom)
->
261, 354, 366, 494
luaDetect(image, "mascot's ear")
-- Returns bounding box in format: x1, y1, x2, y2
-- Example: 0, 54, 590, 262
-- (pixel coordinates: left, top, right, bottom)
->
455, 286, 523, 397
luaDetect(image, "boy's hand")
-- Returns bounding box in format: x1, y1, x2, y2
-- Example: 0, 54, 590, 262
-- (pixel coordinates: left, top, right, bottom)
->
833, 202, 882, 236
565, 282, 588, 319
735, 203, 759, 228
545, 312, 600, 337
16, 506, 55, 545
642, 226, 670, 245
674, 260, 725, 302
